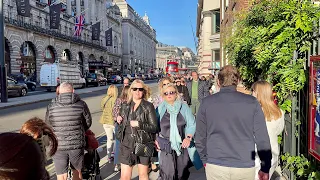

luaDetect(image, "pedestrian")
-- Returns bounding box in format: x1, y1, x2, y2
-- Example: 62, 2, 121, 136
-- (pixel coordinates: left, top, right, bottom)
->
100, 85, 118, 162
56, 83, 60, 96
116, 79, 158, 180
180, 77, 187, 86
252, 81, 285, 179
20, 117, 58, 159
123, 77, 130, 87
112, 86, 130, 172
175, 79, 191, 105
0, 132, 50, 180
186, 71, 210, 115
45, 82, 92, 180
195, 65, 272, 180
156, 83, 203, 180
149, 77, 174, 108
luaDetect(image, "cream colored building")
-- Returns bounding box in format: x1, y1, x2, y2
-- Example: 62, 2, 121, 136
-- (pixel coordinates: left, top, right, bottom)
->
114, 0, 157, 74
156, 43, 182, 72
4, 0, 123, 81
196, 0, 221, 75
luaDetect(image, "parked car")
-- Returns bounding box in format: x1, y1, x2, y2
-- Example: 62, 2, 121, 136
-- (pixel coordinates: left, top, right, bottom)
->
145, 74, 152, 80
9, 74, 37, 91
85, 73, 107, 87
0, 77, 28, 97
108, 75, 122, 84
136, 74, 145, 80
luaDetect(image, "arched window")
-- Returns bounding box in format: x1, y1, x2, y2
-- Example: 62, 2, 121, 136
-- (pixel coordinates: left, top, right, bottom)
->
114, 36, 118, 54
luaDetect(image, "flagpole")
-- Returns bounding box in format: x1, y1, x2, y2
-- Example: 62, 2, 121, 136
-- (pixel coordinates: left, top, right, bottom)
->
0, 0, 7, 102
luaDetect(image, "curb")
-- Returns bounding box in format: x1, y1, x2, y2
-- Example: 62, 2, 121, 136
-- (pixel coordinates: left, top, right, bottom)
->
0, 82, 158, 110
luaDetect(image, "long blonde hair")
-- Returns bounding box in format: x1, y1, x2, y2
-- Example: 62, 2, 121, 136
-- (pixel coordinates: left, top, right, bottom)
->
127, 79, 151, 103
107, 85, 118, 98
252, 81, 282, 121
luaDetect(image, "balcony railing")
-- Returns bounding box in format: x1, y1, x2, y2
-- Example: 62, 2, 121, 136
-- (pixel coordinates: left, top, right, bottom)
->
4, 16, 107, 51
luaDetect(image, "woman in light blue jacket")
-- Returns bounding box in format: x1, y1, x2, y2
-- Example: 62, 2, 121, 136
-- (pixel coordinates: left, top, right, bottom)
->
155, 83, 203, 180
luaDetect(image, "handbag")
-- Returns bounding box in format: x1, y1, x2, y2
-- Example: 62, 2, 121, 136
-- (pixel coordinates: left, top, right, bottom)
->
156, 135, 172, 154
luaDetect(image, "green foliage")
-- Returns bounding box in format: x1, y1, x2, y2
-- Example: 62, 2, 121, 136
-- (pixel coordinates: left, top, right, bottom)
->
225, 0, 320, 111
281, 153, 320, 179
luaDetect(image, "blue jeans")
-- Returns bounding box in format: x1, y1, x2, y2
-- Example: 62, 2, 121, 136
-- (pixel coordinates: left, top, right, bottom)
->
114, 124, 120, 165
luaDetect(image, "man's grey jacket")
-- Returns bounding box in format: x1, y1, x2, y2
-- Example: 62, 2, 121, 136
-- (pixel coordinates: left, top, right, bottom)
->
195, 86, 272, 173
186, 80, 209, 103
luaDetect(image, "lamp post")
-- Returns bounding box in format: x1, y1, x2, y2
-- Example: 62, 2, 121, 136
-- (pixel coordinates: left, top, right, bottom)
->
0, 0, 7, 103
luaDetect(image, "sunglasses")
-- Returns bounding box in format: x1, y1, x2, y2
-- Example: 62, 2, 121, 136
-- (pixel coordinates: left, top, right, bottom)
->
163, 91, 176, 96
132, 88, 144, 92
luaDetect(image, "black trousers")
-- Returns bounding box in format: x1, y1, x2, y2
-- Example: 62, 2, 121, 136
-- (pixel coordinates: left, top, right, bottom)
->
158, 148, 191, 180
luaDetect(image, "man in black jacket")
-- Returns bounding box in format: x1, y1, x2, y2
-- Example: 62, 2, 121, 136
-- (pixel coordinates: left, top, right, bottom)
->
195, 65, 271, 180
45, 82, 92, 180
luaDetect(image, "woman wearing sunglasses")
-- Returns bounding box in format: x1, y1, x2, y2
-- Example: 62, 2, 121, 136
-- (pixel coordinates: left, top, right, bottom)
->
116, 79, 158, 180
149, 77, 174, 108
156, 83, 203, 179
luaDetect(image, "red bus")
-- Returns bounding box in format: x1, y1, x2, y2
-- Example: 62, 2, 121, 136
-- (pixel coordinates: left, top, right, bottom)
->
166, 61, 178, 76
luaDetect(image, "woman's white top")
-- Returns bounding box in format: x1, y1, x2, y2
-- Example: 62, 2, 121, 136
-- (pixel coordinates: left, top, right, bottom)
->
255, 110, 285, 179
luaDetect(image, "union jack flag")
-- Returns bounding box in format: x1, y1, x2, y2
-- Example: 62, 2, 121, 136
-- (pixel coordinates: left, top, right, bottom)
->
74, 14, 85, 36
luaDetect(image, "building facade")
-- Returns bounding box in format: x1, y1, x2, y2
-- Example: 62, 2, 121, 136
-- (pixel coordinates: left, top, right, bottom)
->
114, 0, 157, 75
196, 0, 220, 76
156, 43, 182, 72
220, 0, 250, 66
4, 0, 122, 82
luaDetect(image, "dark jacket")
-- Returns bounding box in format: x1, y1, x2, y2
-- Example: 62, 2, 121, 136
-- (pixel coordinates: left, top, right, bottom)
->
177, 85, 191, 105
45, 93, 92, 151
195, 86, 272, 173
117, 99, 159, 142
186, 80, 209, 103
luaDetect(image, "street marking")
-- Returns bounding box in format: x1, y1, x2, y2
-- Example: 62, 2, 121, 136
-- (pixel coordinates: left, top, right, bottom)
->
104, 172, 119, 180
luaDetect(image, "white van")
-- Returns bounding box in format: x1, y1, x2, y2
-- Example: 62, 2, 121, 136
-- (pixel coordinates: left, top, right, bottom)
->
40, 63, 86, 91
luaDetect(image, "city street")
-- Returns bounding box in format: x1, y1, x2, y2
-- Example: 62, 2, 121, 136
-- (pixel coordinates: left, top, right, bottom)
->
0, 81, 206, 180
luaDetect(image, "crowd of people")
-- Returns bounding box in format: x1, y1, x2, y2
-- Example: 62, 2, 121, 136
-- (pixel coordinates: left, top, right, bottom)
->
0, 65, 285, 180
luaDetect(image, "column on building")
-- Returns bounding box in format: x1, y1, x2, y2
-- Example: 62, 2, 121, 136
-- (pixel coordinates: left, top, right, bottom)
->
84, 0, 91, 24
76, 0, 81, 17
91, 0, 96, 23
67, 0, 72, 15
200, 11, 212, 75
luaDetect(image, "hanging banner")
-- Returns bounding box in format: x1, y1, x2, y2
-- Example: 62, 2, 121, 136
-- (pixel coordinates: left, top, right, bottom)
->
105, 28, 113, 46
16, 0, 31, 17
92, 22, 101, 40
50, 4, 61, 29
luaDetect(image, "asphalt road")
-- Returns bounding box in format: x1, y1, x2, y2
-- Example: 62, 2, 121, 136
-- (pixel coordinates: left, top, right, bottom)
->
0, 81, 206, 180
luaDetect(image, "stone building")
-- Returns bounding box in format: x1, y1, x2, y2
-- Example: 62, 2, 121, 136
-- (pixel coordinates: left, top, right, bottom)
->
4, 0, 122, 82
114, 0, 157, 75
156, 43, 182, 72
196, 0, 221, 76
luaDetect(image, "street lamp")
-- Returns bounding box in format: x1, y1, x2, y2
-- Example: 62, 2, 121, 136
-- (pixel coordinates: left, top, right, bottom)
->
0, 0, 7, 103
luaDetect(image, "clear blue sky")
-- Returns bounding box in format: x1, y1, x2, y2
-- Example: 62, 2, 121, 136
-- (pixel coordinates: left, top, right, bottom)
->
126, 0, 198, 53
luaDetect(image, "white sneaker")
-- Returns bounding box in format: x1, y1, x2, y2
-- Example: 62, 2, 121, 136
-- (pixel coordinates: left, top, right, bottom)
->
114, 164, 120, 172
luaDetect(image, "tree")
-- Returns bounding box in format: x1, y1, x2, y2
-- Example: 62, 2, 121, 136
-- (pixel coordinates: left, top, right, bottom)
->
225, 0, 320, 111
